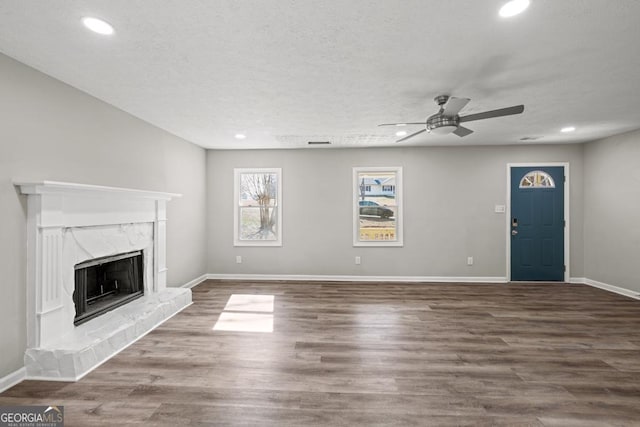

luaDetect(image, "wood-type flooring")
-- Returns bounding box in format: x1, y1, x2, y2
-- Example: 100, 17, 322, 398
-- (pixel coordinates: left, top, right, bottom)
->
2, 280, 640, 426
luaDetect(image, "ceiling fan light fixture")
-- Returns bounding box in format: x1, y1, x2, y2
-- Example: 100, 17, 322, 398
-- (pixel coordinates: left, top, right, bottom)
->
499, 0, 530, 18
82, 17, 114, 35
429, 125, 457, 135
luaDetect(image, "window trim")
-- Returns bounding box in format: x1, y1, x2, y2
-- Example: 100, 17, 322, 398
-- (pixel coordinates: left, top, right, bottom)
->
353, 166, 403, 247
234, 168, 282, 247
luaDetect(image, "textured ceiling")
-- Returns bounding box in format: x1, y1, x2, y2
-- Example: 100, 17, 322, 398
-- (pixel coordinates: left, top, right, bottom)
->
1, 0, 640, 149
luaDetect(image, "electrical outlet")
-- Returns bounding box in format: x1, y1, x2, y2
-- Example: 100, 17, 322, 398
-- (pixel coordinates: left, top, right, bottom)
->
355, 256, 361, 265
236, 255, 242, 264
467, 256, 473, 266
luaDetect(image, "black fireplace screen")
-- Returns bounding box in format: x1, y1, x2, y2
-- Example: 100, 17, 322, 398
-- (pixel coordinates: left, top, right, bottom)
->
73, 251, 144, 325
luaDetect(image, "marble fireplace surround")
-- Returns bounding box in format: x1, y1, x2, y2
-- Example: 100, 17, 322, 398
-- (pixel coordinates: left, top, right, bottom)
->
16, 181, 192, 381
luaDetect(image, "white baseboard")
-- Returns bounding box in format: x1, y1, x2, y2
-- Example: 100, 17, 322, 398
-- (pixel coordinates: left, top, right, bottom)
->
181, 273, 209, 289
0, 367, 26, 393
206, 273, 508, 283
571, 277, 640, 300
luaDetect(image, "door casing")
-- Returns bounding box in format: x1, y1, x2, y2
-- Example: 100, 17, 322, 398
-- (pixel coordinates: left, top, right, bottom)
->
506, 162, 570, 282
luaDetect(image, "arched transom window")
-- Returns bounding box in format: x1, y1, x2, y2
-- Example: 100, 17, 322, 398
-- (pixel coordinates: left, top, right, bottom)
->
519, 170, 555, 188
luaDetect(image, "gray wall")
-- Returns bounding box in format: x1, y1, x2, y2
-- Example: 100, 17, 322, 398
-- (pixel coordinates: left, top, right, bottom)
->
207, 145, 584, 278
584, 130, 640, 292
0, 54, 207, 378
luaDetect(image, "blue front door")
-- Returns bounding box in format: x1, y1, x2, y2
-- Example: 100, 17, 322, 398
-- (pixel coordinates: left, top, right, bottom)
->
510, 166, 565, 281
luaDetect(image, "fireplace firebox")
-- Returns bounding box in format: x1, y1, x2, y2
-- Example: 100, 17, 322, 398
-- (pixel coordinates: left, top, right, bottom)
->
74, 251, 144, 325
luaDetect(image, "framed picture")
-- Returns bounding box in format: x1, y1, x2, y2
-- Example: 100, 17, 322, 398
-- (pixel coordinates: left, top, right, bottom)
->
353, 167, 403, 247
234, 168, 282, 246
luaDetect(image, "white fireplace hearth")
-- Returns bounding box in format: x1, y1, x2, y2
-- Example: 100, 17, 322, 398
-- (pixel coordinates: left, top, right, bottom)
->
16, 181, 192, 381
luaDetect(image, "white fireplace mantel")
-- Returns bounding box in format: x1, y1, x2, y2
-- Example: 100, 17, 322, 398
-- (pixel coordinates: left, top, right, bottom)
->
16, 180, 181, 199
15, 180, 191, 381
16, 180, 181, 230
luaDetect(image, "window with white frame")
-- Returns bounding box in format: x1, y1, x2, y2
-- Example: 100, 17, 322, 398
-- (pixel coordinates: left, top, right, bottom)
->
353, 167, 403, 247
234, 168, 282, 246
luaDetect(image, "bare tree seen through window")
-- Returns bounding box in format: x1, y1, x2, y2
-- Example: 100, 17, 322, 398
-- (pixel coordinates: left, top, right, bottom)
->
240, 173, 278, 240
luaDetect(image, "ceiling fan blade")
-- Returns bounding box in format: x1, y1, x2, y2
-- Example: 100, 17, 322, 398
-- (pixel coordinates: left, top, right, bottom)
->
396, 128, 426, 142
442, 97, 470, 116
459, 105, 524, 123
453, 126, 474, 137
378, 122, 425, 127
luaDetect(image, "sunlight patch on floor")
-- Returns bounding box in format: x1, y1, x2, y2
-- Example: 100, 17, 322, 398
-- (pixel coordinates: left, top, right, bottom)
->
213, 312, 274, 333
223, 294, 274, 312
213, 294, 275, 333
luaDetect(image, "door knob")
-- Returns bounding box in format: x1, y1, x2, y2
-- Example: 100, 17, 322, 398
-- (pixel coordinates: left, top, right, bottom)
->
511, 230, 518, 236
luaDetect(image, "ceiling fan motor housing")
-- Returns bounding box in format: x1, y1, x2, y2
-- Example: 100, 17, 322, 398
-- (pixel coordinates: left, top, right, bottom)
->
426, 113, 459, 135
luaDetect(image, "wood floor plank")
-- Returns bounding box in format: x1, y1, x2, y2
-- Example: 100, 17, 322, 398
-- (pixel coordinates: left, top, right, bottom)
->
2, 280, 640, 425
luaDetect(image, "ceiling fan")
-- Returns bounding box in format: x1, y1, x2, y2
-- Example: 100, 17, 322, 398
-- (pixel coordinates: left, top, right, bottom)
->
379, 95, 524, 142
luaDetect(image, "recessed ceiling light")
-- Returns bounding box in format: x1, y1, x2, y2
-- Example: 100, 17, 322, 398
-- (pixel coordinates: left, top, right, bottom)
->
234, 133, 246, 140
499, 0, 530, 18
561, 126, 576, 133
82, 17, 114, 35
395, 130, 408, 137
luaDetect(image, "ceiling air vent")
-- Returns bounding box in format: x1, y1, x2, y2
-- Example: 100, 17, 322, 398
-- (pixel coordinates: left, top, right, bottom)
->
520, 136, 540, 141
307, 141, 331, 145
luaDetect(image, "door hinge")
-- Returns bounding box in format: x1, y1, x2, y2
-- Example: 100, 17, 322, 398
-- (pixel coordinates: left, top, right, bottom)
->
563, 220, 566, 227
564, 175, 566, 182
563, 265, 566, 272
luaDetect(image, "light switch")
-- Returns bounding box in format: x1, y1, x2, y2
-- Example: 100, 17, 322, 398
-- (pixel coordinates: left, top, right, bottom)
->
494, 205, 506, 213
